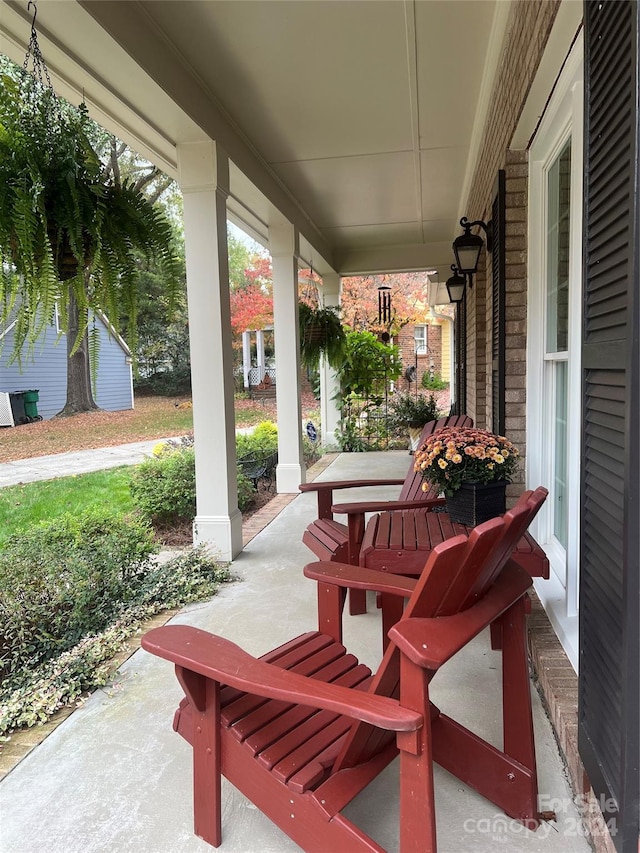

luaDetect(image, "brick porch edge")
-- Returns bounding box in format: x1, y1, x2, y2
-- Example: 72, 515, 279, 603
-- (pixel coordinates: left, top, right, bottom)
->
528, 594, 617, 852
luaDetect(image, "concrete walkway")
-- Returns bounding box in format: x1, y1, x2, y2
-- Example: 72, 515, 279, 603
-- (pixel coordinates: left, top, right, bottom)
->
0, 439, 168, 488
0, 451, 590, 853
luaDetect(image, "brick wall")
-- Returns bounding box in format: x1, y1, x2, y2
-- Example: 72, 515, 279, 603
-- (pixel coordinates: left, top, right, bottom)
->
503, 150, 529, 500
529, 595, 618, 853
462, 0, 559, 494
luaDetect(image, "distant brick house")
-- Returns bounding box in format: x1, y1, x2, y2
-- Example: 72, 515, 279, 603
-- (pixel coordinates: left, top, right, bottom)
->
395, 311, 453, 395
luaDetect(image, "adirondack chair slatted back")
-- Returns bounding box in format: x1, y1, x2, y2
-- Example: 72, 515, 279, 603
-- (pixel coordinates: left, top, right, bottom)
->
399, 414, 473, 502
334, 486, 547, 771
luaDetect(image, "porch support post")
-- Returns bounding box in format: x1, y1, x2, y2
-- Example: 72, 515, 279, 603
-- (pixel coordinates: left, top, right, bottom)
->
242, 330, 251, 389
270, 222, 304, 491
178, 140, 242, 560
320, 272, 341, 447
256, 328, 265, 382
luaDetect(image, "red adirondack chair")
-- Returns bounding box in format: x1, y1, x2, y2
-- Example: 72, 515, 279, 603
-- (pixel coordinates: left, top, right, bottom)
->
142, 486, 548, 853
302, 414, 473, 615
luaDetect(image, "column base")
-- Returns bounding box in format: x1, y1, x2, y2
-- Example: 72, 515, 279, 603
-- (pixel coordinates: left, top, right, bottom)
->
193, 510, 243, 561
276, 463, 304, 493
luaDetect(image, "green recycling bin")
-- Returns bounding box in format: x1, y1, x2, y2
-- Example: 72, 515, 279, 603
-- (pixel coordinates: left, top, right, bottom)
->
22, 390, 40, 421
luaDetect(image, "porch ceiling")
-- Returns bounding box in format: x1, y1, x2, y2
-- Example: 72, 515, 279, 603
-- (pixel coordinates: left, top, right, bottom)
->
0, 0, 508, 278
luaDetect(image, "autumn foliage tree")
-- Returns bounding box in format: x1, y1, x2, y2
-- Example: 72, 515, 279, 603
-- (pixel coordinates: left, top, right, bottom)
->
340, 273, 430, 334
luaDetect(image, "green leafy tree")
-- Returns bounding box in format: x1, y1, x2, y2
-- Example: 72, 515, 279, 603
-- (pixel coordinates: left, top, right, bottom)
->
339, 330, 402, 399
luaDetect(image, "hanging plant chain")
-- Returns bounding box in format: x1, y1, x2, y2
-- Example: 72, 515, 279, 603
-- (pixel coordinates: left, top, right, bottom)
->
22, 2, 54, 91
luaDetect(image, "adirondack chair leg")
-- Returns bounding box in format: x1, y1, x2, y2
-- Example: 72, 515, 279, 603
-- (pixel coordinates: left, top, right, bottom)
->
348, 512, 368, 615
398, 655, 438, 853
490, 620, 503, 650
317, 582, 347, 644
380, 592, 405, 653
176, 667, 222, 847
349, 588, 368, 615
500, 597, 539, 826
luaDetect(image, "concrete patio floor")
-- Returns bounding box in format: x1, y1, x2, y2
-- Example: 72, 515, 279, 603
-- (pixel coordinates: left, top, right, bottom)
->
0, 451, 591, 853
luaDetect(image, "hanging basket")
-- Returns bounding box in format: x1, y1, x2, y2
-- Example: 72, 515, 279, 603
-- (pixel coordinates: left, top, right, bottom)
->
445, 480, 508, 526
301, 322, 327, 348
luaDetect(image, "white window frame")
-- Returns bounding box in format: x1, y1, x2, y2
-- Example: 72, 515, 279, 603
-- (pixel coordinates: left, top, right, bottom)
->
527, 33, 583, 672
414, 324, 427, 355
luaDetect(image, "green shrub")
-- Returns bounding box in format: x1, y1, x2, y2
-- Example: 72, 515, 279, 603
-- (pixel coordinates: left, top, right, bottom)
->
130, 447, 196, 527
134, 366, 192, 396
388, 392, 439, 430
236, 420, 278, 458
236, 469, 256, 512
131, 434, 272, 526
302, 434, 321, 465
0, 509, 157, 679
421, 370, 449, 391
0, 546, 232, 734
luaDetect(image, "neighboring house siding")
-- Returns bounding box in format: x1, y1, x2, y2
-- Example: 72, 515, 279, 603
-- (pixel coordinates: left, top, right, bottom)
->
0, 321, 67, 419
0, 314, 133, 420
93, 328, 133, 412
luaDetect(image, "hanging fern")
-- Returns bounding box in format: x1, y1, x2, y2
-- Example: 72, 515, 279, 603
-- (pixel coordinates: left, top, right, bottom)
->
0, 63, 181, 373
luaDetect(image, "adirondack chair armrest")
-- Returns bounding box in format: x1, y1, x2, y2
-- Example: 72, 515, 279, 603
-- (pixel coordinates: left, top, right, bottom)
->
299, 478, 406, 494
388, 561, 533, 670
304, 560, 417, 597
299, 478, 406, 519
332, 496, 446, 516
142, 625, 421, 732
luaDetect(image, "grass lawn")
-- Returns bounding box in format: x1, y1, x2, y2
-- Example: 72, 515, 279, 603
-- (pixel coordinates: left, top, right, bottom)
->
0, 467, 135, 547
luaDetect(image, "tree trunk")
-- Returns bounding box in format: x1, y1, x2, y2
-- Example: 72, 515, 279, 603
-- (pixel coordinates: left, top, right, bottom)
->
59, 288, 100, 416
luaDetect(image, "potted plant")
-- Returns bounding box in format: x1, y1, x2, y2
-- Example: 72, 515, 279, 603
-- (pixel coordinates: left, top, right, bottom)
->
414, 426, 520, 525
0, 64, 180, 412
389, 392, 439, 452
298, 301, 346, 370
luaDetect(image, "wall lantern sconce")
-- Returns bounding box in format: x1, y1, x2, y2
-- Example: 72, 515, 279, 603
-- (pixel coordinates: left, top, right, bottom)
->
453, 216, 493, 278
445, 265, 467, 303
377, 284, 392, 325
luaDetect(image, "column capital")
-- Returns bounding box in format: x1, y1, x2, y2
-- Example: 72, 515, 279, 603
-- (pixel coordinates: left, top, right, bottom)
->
177, 140, 230, 198
269, 222, 299, 259
321, 272, 341, 304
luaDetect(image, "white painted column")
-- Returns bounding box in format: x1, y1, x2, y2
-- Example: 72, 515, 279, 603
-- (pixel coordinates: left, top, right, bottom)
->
270, 223, 304, 491
242, 330, 251, 389
319, 272, 341, 446
178, 140, 242, 560
256, 329, 265, 382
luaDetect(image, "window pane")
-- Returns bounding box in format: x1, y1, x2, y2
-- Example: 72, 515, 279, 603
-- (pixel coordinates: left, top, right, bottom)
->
414, 325, 427, 355
546, 139, 571, 353
554, 359, 568, 549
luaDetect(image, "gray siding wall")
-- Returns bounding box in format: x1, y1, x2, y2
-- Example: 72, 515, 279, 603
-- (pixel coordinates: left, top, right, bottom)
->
0, 320, 67, 419
0, 314, 133, 420
93, 325, 134, 412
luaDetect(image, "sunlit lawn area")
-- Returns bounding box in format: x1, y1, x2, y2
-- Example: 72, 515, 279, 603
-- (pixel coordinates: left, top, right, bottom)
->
0, 395, 285, 463
0, 467, 134, 547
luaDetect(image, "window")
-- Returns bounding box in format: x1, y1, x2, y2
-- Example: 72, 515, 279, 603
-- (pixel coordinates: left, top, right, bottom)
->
414, 325, 427, 355
527, 35, 583, 670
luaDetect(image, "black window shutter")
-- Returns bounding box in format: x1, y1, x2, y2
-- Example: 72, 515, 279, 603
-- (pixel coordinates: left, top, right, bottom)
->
491, 170, 506, 436
454, 297, 466, 415
580, 2, 640, 851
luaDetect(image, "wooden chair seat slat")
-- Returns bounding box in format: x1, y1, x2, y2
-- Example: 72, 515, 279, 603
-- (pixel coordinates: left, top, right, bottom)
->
244, 666, 372, 756
220, 631, 330, 719
271, 715, 355, 786
389, 510, 405, 550
233, 654, 365, 744
259, 706, 342, 772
